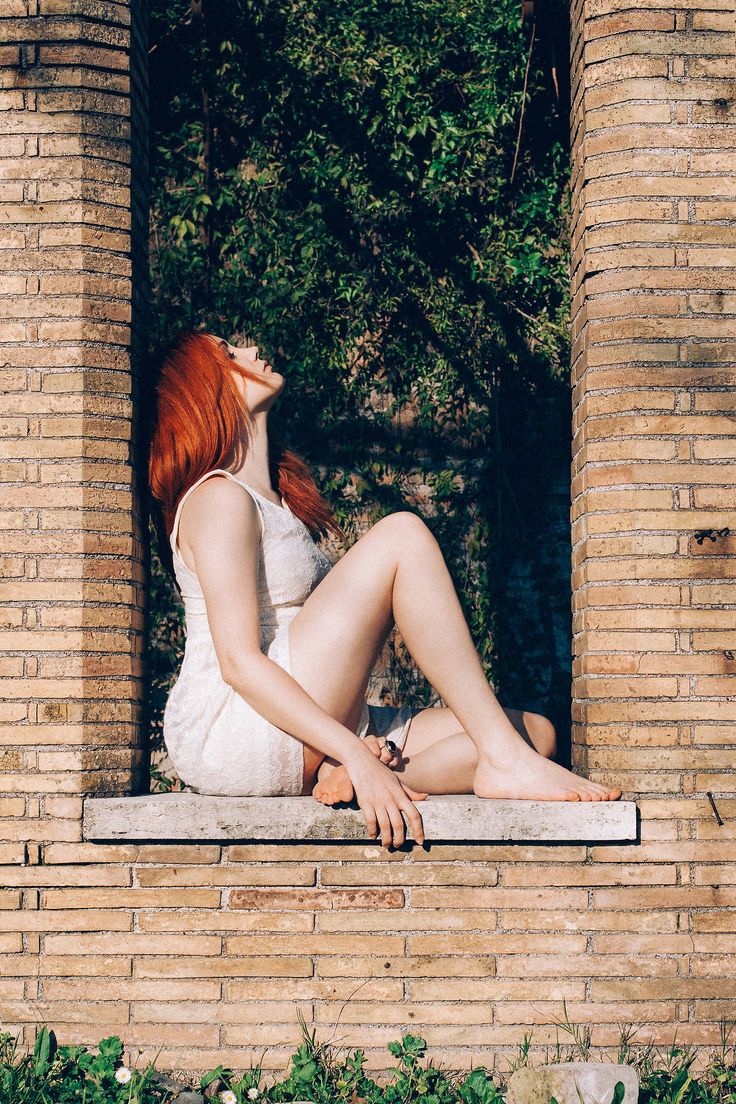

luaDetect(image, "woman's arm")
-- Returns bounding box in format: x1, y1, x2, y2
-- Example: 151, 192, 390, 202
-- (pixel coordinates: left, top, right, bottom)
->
179, 476, 424, 847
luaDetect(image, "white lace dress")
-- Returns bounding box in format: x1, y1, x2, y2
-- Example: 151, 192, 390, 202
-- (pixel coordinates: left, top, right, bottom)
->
162, 467, 414, 796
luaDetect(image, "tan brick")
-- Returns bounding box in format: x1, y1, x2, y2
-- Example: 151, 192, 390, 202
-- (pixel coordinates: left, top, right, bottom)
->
408, 977, 586, 1001
316, 956, 496, 978
225, 933, 404, 955
314, 1000, 493, 1025
594, 970, 730, 1000
226, 977, 403, 1002
44, 843, 221, 864
1, 861, 122, 883
316, 908, 496, 932
498, 909, 677, 932
411, 886, 590, 909
0, 954, 39, 976
692, 912, 736, 933
412, 845, 586, 863
593, 933, 694, 953
502, 864, 676, 887
131, 999, 307, 1025
495, 954, 677, 978
43, 933, 222, 956
688, 957, 736, 979
320, 865, 499, 886
42, 888, 221, 908
137, 865, 316, 888
0, 910, 130, 932
0, 999, 129, 1024
136, 956, 313, 978
593, 886, 736, 909
407, 933, 588, 955
43, 977, 222, 1002
494, 1000, 676, 1024
145, 909, 313, 933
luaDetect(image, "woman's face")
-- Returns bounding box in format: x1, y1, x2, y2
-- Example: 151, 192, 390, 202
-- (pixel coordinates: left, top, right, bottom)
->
214, 335, 285, 412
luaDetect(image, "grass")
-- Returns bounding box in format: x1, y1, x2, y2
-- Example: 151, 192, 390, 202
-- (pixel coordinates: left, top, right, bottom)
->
1, 1014, 735, 1104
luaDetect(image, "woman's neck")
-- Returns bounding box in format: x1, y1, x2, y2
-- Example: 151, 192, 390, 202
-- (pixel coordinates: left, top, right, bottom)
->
229, 412, 275, 494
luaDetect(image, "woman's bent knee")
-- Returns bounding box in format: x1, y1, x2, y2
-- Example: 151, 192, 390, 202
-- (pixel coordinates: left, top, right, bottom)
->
527, 713, 557, 759
375, 510, 434, 546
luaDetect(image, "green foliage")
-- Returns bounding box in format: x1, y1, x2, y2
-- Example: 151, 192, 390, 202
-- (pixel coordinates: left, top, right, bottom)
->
2, 1023, 736, 1104
636, 1040, 736, 1104
206, 1025, 506, 1103
0, 1029, 173, 1104
146, 0, 573, 767
612, 1083, 627, 1104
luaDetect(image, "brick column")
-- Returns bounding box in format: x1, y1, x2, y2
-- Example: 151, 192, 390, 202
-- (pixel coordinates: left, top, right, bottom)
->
0, 0, 149, 836
569, 0, 736, 795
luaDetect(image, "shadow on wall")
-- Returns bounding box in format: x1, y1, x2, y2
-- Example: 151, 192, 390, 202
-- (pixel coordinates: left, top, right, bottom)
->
485, 366, 573, 766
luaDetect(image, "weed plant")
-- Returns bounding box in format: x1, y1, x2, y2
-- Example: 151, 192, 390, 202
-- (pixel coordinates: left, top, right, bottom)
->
1, 1017, 735, 1104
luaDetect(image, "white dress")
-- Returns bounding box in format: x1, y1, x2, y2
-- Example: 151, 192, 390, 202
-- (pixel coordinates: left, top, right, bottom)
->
163, 468, 414, 796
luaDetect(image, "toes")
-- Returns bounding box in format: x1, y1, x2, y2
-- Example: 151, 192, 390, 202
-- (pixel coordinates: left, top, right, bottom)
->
313, 782, 342, 805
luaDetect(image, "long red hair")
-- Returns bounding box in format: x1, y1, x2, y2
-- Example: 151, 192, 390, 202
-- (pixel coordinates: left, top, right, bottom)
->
147, 329, 343, 579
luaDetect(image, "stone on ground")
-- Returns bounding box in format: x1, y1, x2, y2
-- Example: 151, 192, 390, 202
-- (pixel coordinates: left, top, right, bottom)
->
507, 1063, 639, 1104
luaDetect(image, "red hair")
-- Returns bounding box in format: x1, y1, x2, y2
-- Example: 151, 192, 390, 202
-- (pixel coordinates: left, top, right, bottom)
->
147, 330, 343, 579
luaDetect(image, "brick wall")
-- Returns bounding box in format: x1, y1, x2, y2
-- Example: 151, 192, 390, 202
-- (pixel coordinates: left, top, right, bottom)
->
1, 0, 735, 1081
569, 0, 736, 800
0, 0, 148, 807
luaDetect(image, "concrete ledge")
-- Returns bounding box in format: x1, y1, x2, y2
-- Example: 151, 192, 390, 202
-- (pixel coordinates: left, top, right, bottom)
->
82, 793, 638, 843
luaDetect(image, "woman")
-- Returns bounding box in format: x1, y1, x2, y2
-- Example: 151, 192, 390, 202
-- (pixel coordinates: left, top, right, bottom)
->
149, 330, 621, 849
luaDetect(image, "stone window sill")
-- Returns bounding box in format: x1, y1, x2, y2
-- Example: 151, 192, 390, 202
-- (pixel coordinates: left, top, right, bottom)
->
82, 793, 638, 844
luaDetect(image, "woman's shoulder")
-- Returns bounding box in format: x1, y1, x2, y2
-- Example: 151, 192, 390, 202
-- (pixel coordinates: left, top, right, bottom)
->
177, 472, 264, 570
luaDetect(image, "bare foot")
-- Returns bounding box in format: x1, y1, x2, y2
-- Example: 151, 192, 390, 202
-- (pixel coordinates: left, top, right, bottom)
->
473, 745, 622, 802
313, 759, 355, 805
312, 737, 427, 806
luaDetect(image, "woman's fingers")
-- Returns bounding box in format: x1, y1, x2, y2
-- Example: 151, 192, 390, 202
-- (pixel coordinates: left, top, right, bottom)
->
376, 809, 394, 849
400, 796, 425, 845
366, 736, 400, 767
362, 802, 378, 841
351, 757, 426, 848
400, 780, 429, 802
387, 803, 407, 848
379, 784, 425, 848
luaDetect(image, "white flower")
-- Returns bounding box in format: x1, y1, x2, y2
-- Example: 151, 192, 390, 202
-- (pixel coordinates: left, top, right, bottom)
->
115, 1067, 132, 1084
219, 1092, 237, 1104
248, 1090, 260, 1100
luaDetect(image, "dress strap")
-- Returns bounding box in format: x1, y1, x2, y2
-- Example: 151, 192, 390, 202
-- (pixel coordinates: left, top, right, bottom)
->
170, 469, 266, 569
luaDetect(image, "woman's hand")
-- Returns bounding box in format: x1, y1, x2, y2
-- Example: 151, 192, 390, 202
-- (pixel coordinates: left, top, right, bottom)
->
366, 733, 402, 770
346, 746, 427, 848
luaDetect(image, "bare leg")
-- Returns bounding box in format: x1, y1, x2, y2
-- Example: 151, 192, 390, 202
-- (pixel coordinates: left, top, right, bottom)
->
313, 706, 557, 803
395, 707, 560, 794
288, 512, 620, 801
